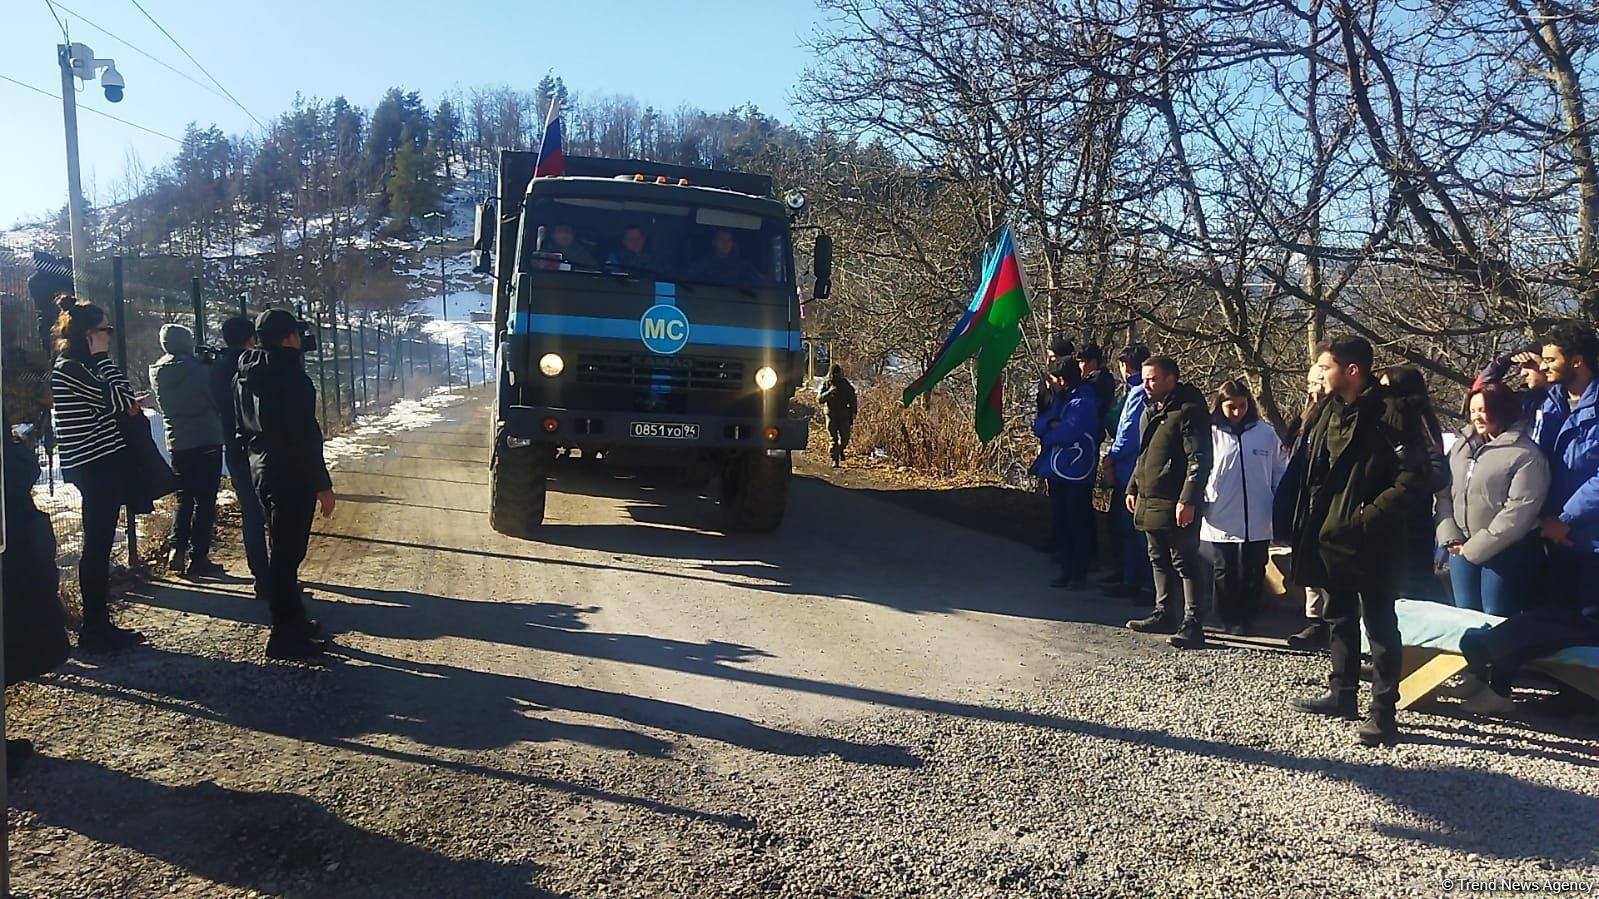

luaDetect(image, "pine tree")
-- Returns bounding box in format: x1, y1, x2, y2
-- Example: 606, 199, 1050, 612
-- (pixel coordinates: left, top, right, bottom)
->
386, 124, 440, 234
434, 99, 462, 179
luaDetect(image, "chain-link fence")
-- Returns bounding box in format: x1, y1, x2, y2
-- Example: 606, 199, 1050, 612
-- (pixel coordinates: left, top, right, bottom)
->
2, 234, 487, 611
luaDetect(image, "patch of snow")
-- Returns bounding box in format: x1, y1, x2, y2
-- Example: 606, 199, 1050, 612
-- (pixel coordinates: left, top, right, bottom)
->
322, 389, 474, 470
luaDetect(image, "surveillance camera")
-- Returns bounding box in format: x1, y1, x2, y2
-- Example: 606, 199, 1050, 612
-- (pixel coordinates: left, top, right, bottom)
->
100, 64, 124, 103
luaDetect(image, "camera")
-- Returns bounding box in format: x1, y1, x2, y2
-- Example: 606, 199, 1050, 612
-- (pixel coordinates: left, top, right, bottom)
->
100, 64, 124, 103
196, 345, 220, 364
298, 322, 319, 354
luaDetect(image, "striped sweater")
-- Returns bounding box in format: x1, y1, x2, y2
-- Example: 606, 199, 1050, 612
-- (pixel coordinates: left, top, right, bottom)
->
51, 354, 136, 470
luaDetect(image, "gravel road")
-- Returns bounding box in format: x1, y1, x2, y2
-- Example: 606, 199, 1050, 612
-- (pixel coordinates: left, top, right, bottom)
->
7, 390, 1597, 897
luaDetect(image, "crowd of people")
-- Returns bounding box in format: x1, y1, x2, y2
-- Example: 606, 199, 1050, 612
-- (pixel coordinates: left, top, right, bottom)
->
1033, 326, 1599, 746
15, 298, 339, 667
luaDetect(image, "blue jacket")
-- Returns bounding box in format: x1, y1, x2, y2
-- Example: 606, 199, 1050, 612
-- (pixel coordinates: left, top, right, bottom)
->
1032, 383, 1101, 480
1106, 374, 1145, 486
1536, 378, 1599, 553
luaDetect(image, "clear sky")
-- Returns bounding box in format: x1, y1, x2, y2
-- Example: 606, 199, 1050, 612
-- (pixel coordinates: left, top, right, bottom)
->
2, 0, 826, 227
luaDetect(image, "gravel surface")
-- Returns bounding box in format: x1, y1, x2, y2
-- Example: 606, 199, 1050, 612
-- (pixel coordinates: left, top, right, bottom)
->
7, 394, 1596, 898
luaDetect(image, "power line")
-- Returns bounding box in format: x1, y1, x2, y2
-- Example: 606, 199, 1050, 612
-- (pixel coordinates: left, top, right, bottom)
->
124, 0, 268, 131
0, 72, 182, 143
51, 0, 233, 105
42, 0, 69, 40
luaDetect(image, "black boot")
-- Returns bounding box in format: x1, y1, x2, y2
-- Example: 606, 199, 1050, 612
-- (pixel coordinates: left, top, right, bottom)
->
78, 621, 145, 652
1356, 707, 1399, 747
1289, 689, 1358, 719
1127, 611, 1178, 635
1286, 620, 1329, 651
166, 547, 186, 573
265, 630, 326, 661
1167, 620, 1207, 649
1459, 626, 1494, 683
186, 555, 225, 579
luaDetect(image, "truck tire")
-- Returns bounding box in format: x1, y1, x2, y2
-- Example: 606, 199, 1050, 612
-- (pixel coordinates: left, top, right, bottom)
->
719, 450, 790, 533
490, 439, 551, 537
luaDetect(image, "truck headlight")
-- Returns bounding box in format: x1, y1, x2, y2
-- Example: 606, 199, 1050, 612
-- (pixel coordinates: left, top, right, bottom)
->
755, 366, 778, 391
539, 353, 565, 377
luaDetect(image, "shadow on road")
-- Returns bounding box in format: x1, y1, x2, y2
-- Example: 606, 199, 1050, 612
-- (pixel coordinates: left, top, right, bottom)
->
11, 755, 549, 898
106, 583, 920, 772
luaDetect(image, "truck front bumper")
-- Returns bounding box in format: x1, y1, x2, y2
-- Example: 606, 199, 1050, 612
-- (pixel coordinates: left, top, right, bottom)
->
503, 405, 810, 451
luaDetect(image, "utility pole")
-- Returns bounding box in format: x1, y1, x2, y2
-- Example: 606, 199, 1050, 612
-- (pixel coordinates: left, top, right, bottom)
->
423, 210, 447, 319
57, 43, 124, 289
59, 45, 88, 290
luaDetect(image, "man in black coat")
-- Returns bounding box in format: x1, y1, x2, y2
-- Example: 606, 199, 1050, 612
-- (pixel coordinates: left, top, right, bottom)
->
1284, 335, 1429, 747
210, 316, 270, 595
235, 309, 336, 660
1125, 355, 1212, 648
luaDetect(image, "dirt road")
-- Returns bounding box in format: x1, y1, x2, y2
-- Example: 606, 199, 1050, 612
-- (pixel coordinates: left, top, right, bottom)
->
8, 391, 1598, 897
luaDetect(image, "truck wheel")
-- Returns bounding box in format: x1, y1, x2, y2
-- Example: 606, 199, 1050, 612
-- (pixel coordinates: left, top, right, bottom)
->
719, 451, 790, 533
490, 440, 551, 537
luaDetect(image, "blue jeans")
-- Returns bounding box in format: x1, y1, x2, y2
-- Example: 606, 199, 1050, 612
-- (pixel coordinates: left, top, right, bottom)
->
1114, 494, 1152, 591
225, 450, 269, 584
1048, 478, 1095, 583
1448, 536, 1542, 618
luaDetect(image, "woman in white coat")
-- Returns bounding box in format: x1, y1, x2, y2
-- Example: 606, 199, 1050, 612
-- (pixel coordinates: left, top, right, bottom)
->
1200, 380, 1287, 635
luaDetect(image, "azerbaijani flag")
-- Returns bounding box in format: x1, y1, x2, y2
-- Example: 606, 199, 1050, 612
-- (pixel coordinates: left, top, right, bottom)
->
901, 226, 1031, 443
533, 98, 565, 178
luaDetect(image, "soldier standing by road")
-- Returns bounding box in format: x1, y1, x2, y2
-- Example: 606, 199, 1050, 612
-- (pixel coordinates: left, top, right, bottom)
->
818, 364, 858, 467
1284, 335, 1429, 747
235, 309, 336, 660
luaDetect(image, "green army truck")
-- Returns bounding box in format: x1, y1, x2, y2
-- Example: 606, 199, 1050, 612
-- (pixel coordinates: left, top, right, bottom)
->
471, 153, 831, 536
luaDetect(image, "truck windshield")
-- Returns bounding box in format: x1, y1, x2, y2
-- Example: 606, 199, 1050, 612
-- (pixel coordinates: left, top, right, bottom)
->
524, 196, 791, 291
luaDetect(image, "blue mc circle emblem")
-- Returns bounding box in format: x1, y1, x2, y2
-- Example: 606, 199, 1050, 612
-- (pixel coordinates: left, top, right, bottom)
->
640, 304, 690, 355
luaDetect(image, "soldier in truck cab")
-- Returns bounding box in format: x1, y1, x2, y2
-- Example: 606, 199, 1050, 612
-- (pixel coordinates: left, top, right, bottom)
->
692, 229, 761, 284
545, 223, 598, 268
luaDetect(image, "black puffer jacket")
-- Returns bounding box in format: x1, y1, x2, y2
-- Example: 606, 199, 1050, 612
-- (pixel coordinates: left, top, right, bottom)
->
235, 345, 331, 494
1129, 382, 1212, 532
3, 433, 68, 685
1284, 382, 1430, 593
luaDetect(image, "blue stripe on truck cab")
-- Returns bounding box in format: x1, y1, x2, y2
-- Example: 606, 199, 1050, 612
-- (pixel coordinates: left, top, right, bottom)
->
514, 311, 801, 351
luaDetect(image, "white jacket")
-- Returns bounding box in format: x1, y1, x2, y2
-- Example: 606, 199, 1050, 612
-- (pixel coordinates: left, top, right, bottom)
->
1200, 416, 1286, 543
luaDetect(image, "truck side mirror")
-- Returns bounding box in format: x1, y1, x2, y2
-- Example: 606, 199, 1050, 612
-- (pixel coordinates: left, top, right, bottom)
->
472, 201, 497, 275
812, 232, 833, 300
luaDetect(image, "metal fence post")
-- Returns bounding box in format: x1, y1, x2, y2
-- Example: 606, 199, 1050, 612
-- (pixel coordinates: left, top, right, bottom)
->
239, 292, 247, 318
328, 301, 343, 425
358, 320, 370, 410
397, 329, 406, 398
112, 257, 137, 565
374, 323, 382, 405
345, 319, 357, 420
315, 306, 329, 427
446, 339, 454, 390
190, 276, 204, 345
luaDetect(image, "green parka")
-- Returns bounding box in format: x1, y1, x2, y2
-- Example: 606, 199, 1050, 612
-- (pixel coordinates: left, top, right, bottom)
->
1284, 381, 1430, 593
1129, 382, 1212, 532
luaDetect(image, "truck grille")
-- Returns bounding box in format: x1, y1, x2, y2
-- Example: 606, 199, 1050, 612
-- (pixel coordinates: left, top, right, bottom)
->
573, 353, 745, 392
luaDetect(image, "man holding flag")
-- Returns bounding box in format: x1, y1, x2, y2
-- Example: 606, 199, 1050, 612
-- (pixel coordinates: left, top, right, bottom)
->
901, 226, 1032, 444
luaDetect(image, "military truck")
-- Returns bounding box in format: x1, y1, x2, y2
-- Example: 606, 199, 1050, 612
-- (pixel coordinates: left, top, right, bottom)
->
472, 153, 831, 536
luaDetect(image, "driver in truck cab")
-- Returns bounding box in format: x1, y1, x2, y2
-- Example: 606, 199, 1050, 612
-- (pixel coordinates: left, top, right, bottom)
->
545, 223, 598, 268
606, 224, 656, 271
693, 229, 761, 284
